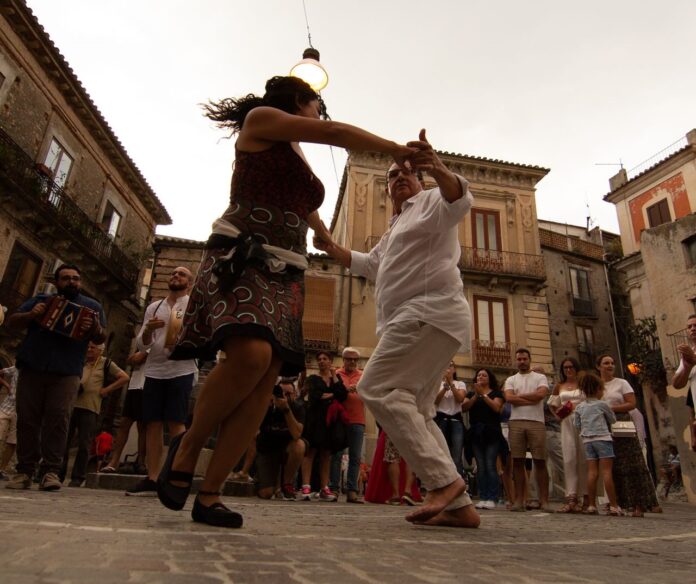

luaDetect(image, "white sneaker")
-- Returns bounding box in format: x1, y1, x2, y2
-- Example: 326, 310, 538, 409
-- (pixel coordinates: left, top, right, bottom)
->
484, 500, 496, 510
475, 500, 486, 509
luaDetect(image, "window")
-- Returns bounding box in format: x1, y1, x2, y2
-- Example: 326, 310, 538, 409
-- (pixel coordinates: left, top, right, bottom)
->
471, 209, 502, 271
0, 243, 42, 312
683, 235, 696, 267
472, 209, 501, 251
569, 267, 594, 316
646, 199, 671, 228
473, 296, 512, 367
44, 138, 73, 188
101, 201, 122, 238
576, 325, 595, 369
302, 276, 336, 350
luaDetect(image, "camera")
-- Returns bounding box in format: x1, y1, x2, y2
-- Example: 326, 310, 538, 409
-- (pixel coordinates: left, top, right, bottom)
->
272, 385, 283, 398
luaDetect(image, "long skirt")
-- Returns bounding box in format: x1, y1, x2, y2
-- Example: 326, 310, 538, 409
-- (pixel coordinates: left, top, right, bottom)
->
612, 414, 658, 510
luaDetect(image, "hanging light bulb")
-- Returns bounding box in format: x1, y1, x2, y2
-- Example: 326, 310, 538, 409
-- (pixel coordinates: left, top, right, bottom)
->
290, 47, 329, 92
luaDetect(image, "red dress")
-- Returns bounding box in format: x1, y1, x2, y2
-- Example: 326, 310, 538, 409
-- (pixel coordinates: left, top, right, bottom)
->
173, 143, 324, 374
364, 431, 422, 504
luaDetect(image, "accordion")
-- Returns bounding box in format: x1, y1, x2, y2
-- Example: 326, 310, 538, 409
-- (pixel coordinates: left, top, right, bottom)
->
39, 295, 98, 341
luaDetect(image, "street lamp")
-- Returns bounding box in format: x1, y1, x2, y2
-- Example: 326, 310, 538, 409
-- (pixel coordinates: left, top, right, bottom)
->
289, 47, 328, 92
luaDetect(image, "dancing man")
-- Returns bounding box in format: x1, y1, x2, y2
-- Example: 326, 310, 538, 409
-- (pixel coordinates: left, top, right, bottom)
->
317, 130, 480, 527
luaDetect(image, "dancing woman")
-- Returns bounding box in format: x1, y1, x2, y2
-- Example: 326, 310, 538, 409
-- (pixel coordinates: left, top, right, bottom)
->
156, 76, 414, 527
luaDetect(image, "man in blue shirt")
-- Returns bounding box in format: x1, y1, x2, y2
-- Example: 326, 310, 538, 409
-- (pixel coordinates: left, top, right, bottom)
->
5, 264, 106, 492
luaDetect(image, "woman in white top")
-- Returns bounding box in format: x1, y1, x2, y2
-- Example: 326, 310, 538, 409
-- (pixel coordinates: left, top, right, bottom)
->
548, 357, 588, 513
434, 361, 467, 477
597, 354, 658, 517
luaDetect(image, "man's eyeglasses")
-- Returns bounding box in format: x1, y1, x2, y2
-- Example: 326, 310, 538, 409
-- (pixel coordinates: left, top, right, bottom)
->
387, 167, 421, 181
343, 357, 358, 362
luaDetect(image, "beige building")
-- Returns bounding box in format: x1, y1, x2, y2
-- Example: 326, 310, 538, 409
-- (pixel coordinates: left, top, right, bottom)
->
605, 128, 696, 502
0, 1, 170, 367
329, 150, 550, 453
538, 220, 620, 373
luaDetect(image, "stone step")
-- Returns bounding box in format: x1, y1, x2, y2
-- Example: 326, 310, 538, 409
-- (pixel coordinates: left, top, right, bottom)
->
84, 473, 257, 497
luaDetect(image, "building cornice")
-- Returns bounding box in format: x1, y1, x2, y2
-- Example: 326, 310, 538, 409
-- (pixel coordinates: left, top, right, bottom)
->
153, 234, 205, 250
604, 145, 696, 204
330, 149, 550, 232
0, 0, 171, 225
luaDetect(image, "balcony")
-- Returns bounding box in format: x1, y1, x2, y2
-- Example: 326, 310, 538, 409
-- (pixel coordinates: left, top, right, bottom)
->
571, 296, 596, 317
459, 247, 545, 280
0, 127, 139, 296
472, 339, 517, 368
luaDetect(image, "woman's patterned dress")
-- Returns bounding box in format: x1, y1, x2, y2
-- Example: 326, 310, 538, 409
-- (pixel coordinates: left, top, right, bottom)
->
172, 142, 324, 375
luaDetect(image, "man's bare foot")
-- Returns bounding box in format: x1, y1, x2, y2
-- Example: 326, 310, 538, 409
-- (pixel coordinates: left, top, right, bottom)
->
405, 477, 466, 523
414, 504, 480, 528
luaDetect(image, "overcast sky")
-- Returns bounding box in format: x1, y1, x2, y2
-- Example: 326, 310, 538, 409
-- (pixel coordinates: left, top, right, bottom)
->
25, 0, 696, 244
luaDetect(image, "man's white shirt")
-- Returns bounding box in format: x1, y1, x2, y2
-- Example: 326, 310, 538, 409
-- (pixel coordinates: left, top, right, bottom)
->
504, 371, 549, 423
136, 296, 196, 379
675, 355, 696, 413
349, 175, 473, 349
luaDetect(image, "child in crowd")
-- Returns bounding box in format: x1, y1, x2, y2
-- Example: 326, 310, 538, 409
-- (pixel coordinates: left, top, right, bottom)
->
574, 372, 622, 516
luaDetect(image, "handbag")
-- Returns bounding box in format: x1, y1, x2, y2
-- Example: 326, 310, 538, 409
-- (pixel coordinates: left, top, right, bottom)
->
611, 420, 637, 438
556, 400, 574, 420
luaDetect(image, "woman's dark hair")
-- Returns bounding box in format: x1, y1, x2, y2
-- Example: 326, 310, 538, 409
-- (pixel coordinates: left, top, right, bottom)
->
559, 357, 581, 383
202, 76, 319, 133
474, 368, 499, 391
316, 350, 333, 362
595, 353, 614, 371
578, 371, 603, 398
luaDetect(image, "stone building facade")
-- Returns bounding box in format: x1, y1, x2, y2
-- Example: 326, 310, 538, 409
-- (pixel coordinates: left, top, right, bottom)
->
330, 150, 551, 455
538, 220, 620, 374
0, 1, 170, 368
605, 128, 696, 502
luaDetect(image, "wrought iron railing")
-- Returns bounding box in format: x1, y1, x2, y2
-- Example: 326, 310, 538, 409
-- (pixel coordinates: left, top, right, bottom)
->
472, 339, 517, 368
0, 127, 139, 289
459, 247, 545, 279
627, 136, 688, 180
571, 296, 595, 317
304, 324, 339, 352
668, 328, 689, 369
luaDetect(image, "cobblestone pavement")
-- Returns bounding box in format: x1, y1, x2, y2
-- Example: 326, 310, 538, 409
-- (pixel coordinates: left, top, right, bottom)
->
1, 488, 694, 583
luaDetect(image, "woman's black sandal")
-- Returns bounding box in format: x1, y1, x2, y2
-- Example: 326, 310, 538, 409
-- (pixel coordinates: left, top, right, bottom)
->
192, 490, 243, 528
157, 431, 192, 511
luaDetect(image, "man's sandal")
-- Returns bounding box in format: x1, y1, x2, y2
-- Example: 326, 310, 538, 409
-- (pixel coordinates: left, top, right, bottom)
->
157, 431, 192, 511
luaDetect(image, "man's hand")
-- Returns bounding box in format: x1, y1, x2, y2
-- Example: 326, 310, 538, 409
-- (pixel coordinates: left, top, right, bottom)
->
145, 317, 165, 333
78, 312, 96, 335
99, 387, 111, 398
678, 344, 696, 367
407, 129, 463, 203
407, 129, 443, 174
273, 395, 290, 412
29, 302, 47, 320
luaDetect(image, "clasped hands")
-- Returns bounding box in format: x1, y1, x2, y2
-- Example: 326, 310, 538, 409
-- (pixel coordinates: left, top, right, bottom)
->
677, 343, 696, 367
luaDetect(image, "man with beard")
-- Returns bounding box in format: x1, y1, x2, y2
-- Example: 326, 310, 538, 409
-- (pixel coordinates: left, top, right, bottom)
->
126, 266, 197, 496
5, 264, 106, 491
